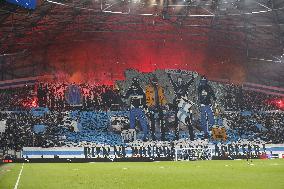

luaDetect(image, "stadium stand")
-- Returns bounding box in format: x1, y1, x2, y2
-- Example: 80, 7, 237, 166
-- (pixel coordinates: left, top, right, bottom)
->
0, 70, 283, 161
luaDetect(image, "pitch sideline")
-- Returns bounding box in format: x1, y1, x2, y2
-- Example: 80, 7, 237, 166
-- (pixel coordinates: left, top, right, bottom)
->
14, 163, 24, 189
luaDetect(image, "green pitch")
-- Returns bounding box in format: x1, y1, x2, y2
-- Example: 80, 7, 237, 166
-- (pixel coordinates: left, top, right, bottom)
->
1, 159, 284, 189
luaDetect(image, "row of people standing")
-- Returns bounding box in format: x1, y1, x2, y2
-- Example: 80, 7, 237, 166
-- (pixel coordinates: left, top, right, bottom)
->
37, 83, 124, 111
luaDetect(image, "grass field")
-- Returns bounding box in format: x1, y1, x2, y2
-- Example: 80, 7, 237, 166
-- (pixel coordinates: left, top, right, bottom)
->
0, 159, 284, 189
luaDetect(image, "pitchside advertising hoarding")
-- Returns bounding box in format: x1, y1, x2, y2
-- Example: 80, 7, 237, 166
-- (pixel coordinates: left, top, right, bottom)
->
6, 0, 37, 10
18, 145, 284, 159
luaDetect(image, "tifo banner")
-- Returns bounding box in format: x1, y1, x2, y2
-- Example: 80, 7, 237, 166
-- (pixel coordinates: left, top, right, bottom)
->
66, 84, 82, 105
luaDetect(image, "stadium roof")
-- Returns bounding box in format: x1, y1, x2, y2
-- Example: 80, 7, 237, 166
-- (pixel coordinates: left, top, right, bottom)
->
0, 0, 283, 87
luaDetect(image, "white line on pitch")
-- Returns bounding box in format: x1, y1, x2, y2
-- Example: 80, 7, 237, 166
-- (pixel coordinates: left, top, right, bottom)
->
14, 163, 24, 189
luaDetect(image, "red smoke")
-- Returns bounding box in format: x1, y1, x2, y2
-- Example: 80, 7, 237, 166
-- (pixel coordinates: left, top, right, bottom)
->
46, 36, 208, 84
276, 99, 284, 110
41, 26, 247, 84
21, 97, 38, 108
266, 98, 284, 110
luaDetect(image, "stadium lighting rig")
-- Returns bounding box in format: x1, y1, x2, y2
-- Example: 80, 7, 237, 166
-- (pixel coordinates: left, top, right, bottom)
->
0, 0, 283, 72
41, 0, 282, 17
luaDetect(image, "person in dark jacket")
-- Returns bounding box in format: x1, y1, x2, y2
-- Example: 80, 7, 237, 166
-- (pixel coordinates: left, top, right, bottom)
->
125, 77, 148, 141
168, 73, 195, 140
198, 76, 216, 139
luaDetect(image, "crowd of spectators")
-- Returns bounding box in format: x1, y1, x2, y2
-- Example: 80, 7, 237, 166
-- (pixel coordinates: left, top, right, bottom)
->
222, 84, 278, 111
0, 111, 66, 153
255, 112, 284, 143
0, 109, 283, 156
0, 78, 283, 155
0, 85, 34, 111
0, 81, 281, 113
37, 82, 124, 111
223, 112, 284, 143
